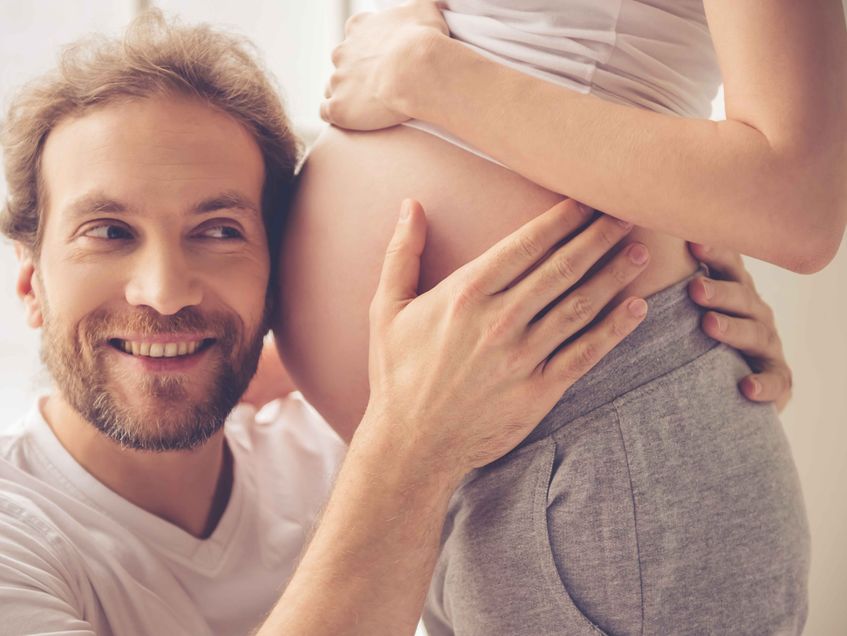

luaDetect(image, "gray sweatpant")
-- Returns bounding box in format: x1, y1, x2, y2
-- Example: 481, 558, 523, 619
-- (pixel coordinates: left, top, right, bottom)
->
423, 273, 810, 635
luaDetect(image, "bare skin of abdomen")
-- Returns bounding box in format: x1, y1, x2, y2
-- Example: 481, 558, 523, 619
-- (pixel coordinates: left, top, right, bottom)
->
275, 125, 698, 441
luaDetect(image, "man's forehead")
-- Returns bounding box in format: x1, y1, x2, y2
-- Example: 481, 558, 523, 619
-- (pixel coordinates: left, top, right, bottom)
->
40, 96, 266, 221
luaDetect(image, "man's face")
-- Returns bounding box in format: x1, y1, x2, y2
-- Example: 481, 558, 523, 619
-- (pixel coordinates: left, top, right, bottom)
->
28, 94, 270, 451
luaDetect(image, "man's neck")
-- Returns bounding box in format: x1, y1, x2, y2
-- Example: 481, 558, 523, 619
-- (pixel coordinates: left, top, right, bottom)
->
41, 394, 233, 539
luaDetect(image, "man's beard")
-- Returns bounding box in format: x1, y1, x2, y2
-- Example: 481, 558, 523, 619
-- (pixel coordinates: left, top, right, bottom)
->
40, 301, 268, 452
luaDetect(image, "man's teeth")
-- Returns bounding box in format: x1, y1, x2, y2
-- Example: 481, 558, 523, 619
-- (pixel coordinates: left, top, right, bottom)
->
120, 340, 203, 358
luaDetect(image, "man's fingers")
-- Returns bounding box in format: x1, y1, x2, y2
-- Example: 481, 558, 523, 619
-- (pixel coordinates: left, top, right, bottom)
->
688, 243, 752, 285
371, 199, 428, 323
464, 199, 594, 295
540, 296, 647, 390
701, 311, 779, 358
504, 214, 635, 322
526, 242, 649, 360
688, 277, 767, 320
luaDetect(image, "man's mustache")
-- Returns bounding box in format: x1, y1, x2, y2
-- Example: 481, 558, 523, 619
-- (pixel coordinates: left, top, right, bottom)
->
78, 306, 236, 345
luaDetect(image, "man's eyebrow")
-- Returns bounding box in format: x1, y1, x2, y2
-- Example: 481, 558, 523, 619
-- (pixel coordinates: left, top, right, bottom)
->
65, 193, 130, 218
193, 191, 261, 216
63, 191, 261, 219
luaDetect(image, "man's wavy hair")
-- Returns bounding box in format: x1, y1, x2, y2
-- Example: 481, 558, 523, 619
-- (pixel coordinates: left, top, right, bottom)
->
0, 10, 301, 257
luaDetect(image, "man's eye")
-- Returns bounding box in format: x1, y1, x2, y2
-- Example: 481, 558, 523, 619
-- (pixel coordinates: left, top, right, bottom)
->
84, 224, 133, 240
201, 225, 244, 240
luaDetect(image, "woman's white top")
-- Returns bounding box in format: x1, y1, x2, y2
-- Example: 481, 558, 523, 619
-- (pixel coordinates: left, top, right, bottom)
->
374, 0, 723, 156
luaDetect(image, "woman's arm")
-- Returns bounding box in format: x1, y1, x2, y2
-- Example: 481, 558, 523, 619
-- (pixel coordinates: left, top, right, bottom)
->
324, 1, 847, 273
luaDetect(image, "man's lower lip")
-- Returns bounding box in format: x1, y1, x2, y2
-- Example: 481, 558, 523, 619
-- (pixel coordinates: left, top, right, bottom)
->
110, 343, 212, 372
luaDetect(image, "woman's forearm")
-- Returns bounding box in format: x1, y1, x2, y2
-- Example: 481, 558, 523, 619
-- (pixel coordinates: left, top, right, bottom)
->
390, 33, 846, 274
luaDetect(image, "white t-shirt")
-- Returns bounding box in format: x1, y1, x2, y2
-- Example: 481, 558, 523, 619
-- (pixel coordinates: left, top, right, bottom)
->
0, 393, 347, 636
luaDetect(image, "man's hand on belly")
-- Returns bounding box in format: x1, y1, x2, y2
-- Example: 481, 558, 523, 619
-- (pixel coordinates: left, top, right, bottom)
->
362, 196, 652, 476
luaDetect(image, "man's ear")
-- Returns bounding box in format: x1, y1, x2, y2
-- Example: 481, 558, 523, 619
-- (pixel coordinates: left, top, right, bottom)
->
14, 243, 44, 329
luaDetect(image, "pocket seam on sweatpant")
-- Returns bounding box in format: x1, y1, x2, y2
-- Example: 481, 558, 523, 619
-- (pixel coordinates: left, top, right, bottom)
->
531, 437, 608, 635
612, 400, 646, 636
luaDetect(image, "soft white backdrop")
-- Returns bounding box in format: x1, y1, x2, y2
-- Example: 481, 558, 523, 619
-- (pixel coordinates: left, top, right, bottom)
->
1, 2, 845, 633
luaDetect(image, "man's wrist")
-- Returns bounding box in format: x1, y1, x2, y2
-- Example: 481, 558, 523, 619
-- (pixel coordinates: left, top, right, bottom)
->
354, 405, 468, 495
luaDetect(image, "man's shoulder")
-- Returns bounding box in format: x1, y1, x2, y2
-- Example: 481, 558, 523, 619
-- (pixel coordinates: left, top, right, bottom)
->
0, 468, 84, 593
226, 393, 347, 512
227, 392, 347, 466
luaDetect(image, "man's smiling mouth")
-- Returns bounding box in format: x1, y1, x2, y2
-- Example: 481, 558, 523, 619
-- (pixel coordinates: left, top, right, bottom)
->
108, 338, 216, 358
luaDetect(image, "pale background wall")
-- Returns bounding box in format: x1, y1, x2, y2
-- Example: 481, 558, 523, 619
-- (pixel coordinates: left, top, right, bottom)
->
0, 1, 844, 633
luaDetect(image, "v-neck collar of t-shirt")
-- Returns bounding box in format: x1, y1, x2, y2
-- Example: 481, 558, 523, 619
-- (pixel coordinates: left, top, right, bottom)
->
24, 397, 249, 576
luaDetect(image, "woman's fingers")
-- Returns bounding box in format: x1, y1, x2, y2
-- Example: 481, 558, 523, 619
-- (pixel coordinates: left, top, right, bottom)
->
463, 198, 593, 296
687, 276, 767, 320
739, 371, 793, 411
701, 311, 779, 359
540, 296, 647, 389
527, 242, 650, 361
688, 245, 793, 413
503, 214, 634, 321
688, 242, 752, 286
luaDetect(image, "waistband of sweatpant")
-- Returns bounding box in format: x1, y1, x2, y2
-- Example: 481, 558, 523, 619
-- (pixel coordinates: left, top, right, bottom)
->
517, 266, 719, 449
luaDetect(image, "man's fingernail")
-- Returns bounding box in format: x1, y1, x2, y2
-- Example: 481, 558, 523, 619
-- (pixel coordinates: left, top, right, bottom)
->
700, 279, 713, 300
616, 218, 633, 230
748, 377, 762, 397
628, 244, 649, 265
714, 314, 727, 333
627, 298, 648, 317
399, 200, 411, 222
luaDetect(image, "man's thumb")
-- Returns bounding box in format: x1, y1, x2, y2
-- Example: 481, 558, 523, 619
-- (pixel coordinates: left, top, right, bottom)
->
373, 199, 427, 319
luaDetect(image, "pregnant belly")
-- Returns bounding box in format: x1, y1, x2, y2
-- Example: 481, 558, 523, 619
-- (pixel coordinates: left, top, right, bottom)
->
274, 125, 698, 440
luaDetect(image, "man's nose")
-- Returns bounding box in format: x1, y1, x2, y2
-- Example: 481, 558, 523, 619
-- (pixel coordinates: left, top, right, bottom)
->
124, 245, 203, 315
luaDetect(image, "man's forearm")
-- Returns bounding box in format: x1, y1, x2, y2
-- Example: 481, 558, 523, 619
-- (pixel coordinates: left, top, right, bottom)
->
257, 413, 461, 636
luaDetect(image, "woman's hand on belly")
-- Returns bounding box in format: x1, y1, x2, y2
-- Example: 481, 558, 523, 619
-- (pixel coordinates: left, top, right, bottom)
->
321, 1, 447, 130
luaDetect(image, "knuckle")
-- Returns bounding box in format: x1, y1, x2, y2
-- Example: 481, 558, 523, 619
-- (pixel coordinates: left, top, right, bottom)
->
555, 359, 581, 386
451, 278, 483, 313
760, 300, 775, 324
572, 341, 599, 372
784, 368, 794, 391
552, 253, 578, 281
757, 322, 773, 349
610, 261, 631, 285
515, 232, 542, 261
344, 13, 363, 34
330, 44, 344, 65
596, 223, 618, 248
502, 344, 529, 375
609, 315, 631, 340
485, 309, 518, 342
558, 199, 592, 224
565, 293, 595, 324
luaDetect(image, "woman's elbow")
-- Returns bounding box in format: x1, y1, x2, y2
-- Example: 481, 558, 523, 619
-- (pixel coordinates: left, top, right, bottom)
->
779, 204, 846, 275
